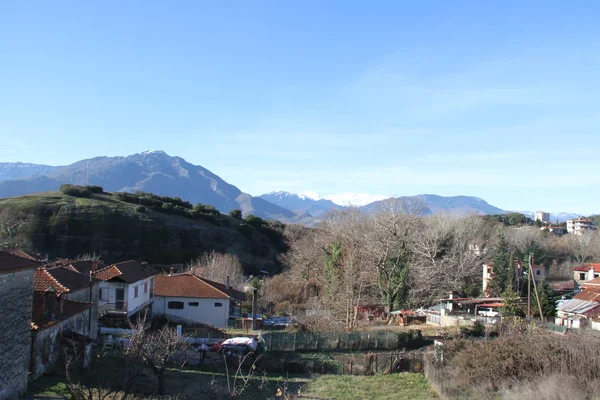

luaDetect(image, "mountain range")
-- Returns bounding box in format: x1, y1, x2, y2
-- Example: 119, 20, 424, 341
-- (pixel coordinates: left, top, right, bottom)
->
0, 151, 583, 223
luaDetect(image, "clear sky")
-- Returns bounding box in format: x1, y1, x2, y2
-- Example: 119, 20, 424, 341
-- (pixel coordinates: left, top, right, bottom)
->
1, 1, 600, 214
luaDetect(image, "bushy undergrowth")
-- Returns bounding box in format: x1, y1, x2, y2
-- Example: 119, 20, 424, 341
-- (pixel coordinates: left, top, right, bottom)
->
438, 324, 600, 398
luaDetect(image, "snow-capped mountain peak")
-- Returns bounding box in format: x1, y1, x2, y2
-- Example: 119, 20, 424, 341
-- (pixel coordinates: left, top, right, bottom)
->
324, 193, 390, 207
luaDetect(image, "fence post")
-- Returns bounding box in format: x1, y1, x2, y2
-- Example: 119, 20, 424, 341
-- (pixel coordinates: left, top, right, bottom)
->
342, 356, 345, 374
350, 361, 353, 375
293, 333, 297, 351
389, 353, 393, 372
375, 354, 378, 374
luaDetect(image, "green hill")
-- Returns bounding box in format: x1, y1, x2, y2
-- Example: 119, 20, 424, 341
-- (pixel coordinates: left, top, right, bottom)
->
0, 190, 287, 274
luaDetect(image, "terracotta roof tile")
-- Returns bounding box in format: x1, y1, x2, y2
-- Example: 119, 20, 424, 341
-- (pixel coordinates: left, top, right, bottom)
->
573, 263, 600, 272
34, 267, 95, 293
95, 265, 122, 281
574, 288, 600, 302
95, 261, 153, 283
154, 274, 230, 299
199, 277, 248, 301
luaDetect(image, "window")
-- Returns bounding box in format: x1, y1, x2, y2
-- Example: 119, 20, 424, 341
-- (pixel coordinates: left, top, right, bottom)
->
595, 273, 600, 279
580, 273, 586, 281
214, 302, 223, 307
134, 285, 139, 298
536, 269, 541, 276
99, 288, 103, 301
168, 301, 184, 309
144, 282, 148, 294
188, 302, 199, 307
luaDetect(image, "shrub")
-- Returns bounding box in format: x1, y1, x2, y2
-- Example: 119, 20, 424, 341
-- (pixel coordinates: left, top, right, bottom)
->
135, 205, 147, 213
245, 214, 264, 229
85, 185, 104, 193
60, 184, 90, 197
229, 209, 243, 220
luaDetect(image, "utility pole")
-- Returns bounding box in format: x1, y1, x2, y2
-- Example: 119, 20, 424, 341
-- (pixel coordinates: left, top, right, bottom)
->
527, 253, 531, 318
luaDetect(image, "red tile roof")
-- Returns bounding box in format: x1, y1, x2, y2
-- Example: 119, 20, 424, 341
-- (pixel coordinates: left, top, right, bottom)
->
573, 263, 600, 272
34, 267, 95, 293
94, 261, 153, 283
0, 250, 41, 275
574, 288, 600, 302
199, 277, 248, 301
95, 265, 122, 281
581, 277, 600, 287
154, 274, 231, 299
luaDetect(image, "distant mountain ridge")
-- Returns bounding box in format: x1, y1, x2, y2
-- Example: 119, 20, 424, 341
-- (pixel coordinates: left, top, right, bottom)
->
0, 151, 297, 221
258, 191, 341, 217
0, 152, 584, 224
0, 162, 55, 181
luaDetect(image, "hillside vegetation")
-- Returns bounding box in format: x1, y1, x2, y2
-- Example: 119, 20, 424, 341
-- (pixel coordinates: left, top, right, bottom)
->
0, 187, 287, 273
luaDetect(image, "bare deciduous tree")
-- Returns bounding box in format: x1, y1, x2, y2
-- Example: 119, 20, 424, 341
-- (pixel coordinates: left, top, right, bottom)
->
124, 315, 189, 395
188, 251, 244, 288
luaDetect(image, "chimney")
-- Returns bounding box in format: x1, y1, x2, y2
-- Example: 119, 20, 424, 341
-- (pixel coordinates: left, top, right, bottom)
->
169, 267, 174, 276
92, 260, 98, 272
589, 265, 595, 281
226, 276, 230, 290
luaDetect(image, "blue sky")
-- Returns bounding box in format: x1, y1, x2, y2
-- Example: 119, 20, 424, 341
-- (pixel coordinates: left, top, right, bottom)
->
1, 1, 600, 213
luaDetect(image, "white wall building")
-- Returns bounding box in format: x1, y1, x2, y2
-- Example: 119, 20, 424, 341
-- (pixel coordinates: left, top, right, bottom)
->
153, 273, 246, 328
535, 211, 550, 223
567, 217, 596, 235
95, 261, 154, 318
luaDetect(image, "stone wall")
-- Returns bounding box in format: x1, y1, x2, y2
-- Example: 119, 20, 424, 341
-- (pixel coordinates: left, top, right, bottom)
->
31, 307, 93, 378
0, 269, 34, 400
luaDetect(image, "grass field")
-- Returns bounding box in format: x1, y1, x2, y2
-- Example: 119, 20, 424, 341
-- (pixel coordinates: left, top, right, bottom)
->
303, 373, 438, 400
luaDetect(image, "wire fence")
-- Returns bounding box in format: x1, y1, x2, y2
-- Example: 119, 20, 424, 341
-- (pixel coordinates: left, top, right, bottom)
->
423, 356, 473, 400
260, 330, 426, 352
303, 351, 424, 375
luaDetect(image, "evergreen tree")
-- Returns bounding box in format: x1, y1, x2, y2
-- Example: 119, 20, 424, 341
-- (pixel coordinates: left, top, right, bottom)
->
533, 278, 556, 319
322, 243, 342, 300
488, 233, 511, 296
501, 285, 525, 318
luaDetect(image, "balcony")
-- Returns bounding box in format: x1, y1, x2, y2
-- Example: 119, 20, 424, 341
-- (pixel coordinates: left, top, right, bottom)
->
98, 302, 128, 317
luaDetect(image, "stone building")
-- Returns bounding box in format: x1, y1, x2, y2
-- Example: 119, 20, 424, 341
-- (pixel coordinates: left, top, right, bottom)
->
0, 251, 40, 400
30, 266, 99, 378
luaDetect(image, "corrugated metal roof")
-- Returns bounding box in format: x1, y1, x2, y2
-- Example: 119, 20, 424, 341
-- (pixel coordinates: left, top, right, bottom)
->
558, 299, 600, 315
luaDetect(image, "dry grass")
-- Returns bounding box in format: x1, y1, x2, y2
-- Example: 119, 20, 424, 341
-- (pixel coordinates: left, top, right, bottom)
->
303, 373, 438, 400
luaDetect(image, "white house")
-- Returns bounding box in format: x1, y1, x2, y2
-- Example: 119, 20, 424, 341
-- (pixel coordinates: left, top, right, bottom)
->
95, 261, 154, 318
573, 263, 600, 286
567, 217, 596, 235
153, 273, 247, 328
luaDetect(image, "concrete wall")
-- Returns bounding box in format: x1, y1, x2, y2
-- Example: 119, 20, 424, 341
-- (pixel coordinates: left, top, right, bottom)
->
67, 286, 99, 340
154, 296, 230, 328
127, 277, 153, 315
0, 269, 34, 400
31, 308, 93, 378
99, 277, 152, 316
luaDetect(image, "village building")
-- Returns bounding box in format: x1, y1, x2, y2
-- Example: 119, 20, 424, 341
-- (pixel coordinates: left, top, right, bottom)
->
30, 266, 99, 378
482, 260, 545, 296
573, 263, 600, 287
0, 251, 40, 400
95, 260, 154, 319
535, 211, 550, 223
567, 217, 596, 235
555, 282, 600, 330
153, 273, 246, 328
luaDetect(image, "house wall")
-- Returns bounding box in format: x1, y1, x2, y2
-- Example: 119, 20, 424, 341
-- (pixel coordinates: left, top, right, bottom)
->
154, 296, 230, 327
31, 308, 93, 378
0, 269, 34, 400
127, 277, 153, 316
67, 285, 99, 340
